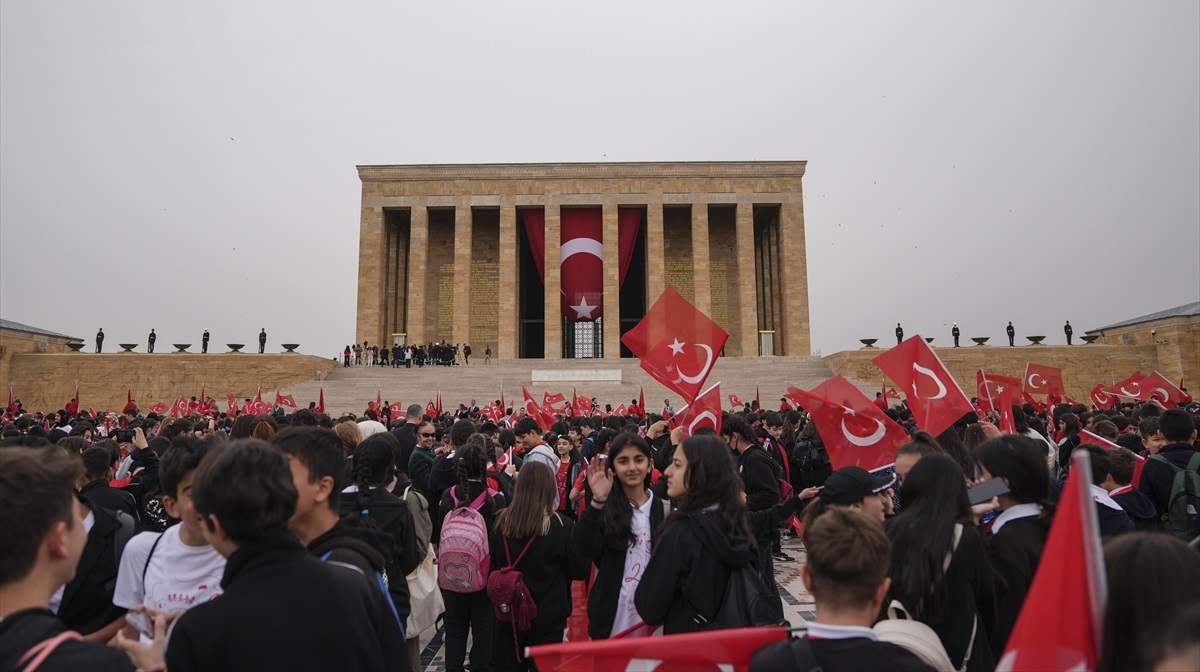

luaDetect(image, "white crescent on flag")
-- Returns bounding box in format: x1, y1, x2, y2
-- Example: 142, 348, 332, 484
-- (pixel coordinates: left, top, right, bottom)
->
842, 412, 887, 447
673, 344, 715, 386
913, 363, 948, 400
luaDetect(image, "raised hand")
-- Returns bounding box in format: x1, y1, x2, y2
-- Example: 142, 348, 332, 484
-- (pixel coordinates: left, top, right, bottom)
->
586, 455, 613, 505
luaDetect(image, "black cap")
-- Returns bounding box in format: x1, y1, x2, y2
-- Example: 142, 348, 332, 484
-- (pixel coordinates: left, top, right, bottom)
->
819, 466, 896, 506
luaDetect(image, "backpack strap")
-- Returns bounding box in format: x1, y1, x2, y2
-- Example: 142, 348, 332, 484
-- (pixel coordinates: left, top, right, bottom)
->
142, 532, 165, 582
500, 519, 543, 568
17, 630, 84, 672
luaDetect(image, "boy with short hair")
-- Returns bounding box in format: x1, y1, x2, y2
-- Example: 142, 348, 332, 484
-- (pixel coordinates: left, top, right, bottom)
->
113, 438, 225, 643
750, 508, 933, 671
0, 447, 134, 671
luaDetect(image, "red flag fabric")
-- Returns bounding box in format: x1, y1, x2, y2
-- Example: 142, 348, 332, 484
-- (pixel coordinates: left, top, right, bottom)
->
495, 446, 514, 469
528, 626, 787, 672
787, 377, 909, 472
677, 383, 722, 438
997, 385, 1018, 435
638, 388, 646, 419
1141, 371, 1187, 408
998, 451, 1105, 671
276, 392, 297, 410
168, 396, 189, 419
613, 403, 627, 418
436, 388, 443, 417
873, 335, 974, 436
728, 393, 743, 409
522, 386, 553, 431
885, 386, 901, 400
620, 285, 729, 404
1023, 363, 1065, 398
543, 391, 566, 408
425, 400, 437, 419
247, 391, 271, 416
559, 208, 604, 321
1089, 384, 1117, 410
388, 401, 404, 417
227, 393, 238, 415
573, 391, 593, 417
149, 402, 167, 416
1081, 429, 1147, 486
315, 388, 325, 415
123, 389, 138, 414
65, 384, 79, 416
1104, 372, 1152, 401
376, 388, 383, 411
977, 370, 1023, 414
755, 386, 761, 411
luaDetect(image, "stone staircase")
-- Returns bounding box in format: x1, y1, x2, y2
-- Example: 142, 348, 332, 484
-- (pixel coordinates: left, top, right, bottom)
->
280, 355, 861, 416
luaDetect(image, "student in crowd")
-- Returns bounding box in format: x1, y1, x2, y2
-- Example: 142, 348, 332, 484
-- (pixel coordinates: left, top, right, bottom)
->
53, 486, 133, 642
0, 446, 135, 671
1099, 532, 1200, 672
891, 432, 945, 487
551, 432, 583, 521
1139, 408, 1199, 530
749, 508, 935, 672
800, 465, 895, 532
1079, 445, 1134, 537
490, 461, 589, 671
571, 433, 662, 639
113, 437, 226, 645
635, 434, 757, 634
117, 440, 410, 672
435, 441, 507, 672
339, 434, 420, 627
1101, 448, 1158, 530
974, 435, 1053, 656
514, 418, 559, 473
885, 454, 996, 672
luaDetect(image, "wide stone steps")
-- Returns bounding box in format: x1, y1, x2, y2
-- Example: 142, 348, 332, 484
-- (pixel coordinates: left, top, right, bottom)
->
279, 356, 864, 417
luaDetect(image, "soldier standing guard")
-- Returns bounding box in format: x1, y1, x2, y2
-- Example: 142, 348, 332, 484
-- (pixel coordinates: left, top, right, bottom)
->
202, 329, 210, 354
259, 328, 267, 353
895, 323, 904, 345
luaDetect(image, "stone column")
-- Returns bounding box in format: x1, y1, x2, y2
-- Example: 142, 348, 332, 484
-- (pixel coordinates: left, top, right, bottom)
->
779, 200, 811, 356
355, 205, 385, 345
543, 202, 562, 359
645, 202, 665, 307
497, 202, 518, 360
406, 206, 428, 346
691, 201, 711, 316
602, 199, 621, 359
452, 203, 472, 347
736, 202, 760, 356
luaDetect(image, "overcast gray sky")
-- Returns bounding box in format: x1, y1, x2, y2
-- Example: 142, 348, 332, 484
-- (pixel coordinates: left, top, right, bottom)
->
3, 1, 1197, 357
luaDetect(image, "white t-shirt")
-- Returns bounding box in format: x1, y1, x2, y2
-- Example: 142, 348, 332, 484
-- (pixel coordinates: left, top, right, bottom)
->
610, 491, 654, 637
113, 525, 226, 643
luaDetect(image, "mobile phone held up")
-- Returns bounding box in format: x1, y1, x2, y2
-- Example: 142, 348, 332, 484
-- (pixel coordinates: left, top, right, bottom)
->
967, 478, 1010, 506
114, 428, 137, 443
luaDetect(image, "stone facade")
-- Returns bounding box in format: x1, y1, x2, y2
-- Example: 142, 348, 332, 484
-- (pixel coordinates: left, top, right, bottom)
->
355, 162, 811, 359
0, 325, 81, 401
1086, 312, 1199, 389
4, 353, 330, 415
823, 344, 1168, 404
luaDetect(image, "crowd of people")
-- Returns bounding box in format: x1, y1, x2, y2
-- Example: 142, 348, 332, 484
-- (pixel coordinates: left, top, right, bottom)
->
342, 342, 490, 368
1, 386, 1198, 672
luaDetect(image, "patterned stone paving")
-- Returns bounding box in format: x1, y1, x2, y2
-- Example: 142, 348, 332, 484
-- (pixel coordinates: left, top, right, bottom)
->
413, 534, 814, 671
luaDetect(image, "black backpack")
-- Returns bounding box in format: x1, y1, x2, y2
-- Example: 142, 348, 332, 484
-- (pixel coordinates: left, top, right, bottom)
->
693, 562, 786, 631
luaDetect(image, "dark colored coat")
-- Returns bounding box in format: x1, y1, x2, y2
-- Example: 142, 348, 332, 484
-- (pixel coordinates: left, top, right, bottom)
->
737, 446, 781, 513
338, 488, 420, 621
56, 499, 132, 635
1112, 487, 1159, 530
1139, 443, 1198, 519
489, 513, 589, 628
77, 479, 138, 520
634, 509, 757, 634
165, 534, 410, 672
392, 422, 418, 476
986, 513, 1051, 657
570, 496, 664, 639
0, 608, 134, 672
751, 636, 936, 672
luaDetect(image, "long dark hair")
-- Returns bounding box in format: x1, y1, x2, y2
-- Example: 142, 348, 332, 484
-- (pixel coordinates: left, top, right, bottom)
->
975, 435, 1051, 506
601, 434, 653, 550
885, 454, 971, 623
454, 442, 493, 512
347, 434, 395, 531
662, 435, 751, 546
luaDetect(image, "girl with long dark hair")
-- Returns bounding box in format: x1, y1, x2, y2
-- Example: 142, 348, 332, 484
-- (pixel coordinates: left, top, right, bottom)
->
490, 462, 588, 671
549, 432, 582, 520
885, 453, 996, 671
634, 435, 756, 634
570, 434, 662, 639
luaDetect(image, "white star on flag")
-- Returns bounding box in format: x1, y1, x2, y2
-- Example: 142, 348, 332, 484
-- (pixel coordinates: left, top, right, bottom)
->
570, 296, 597, 319
668, 338, 686, 356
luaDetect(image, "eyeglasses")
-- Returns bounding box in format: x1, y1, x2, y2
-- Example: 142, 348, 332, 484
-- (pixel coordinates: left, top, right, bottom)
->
419, 432, 437, 438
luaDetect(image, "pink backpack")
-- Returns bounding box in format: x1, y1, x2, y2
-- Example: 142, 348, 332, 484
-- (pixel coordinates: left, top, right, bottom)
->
437, 488, 495, 593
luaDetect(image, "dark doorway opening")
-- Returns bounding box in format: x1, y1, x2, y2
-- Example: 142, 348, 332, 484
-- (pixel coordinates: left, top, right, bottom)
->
518, 208, 545, 358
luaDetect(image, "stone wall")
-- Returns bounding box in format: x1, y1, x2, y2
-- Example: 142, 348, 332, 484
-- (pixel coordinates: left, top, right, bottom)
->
663, 208, 693, 302
1087, 314, 1199, 386
0, 327, 81, 400
5, 352, 331, 414
426, 209, 456, 344
823, 344, 1162, 403
470, 212, 500, 348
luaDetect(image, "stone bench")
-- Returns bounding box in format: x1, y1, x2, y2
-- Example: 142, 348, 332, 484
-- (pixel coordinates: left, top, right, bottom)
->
531, 369, 622, 383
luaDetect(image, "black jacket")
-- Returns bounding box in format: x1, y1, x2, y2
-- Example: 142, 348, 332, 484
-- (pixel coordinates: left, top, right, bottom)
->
570, 496, 664, 639
986, 512, 1051, 657
634, 509, 757, 634
489, 513, 589, 628
308, 521, 391, 577
338, 488, 420, 620
738, 446, 781, 513
391, 423, 418, 476
56, 499, 132, 635
1139, 443, 1198, 519
77, 479, 138, 521
751, 636, 935, 672
165, 534, 410, 672
1112, 487, 1159, 531
0, 608, 134, 672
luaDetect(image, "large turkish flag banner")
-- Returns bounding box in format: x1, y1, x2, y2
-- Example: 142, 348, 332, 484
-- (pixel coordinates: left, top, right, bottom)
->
977, 370, 1023, 413
786, 377, 908, 471
1104, 372, 1152, 401
559, 208, 604, 322
1142, 371, 1187, 408
873, 335, 974, 437
621, 286, 729, 403
1023, 363, 1065, 398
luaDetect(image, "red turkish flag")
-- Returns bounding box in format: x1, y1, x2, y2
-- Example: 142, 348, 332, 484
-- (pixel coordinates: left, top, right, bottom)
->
573, 390, 593, 417
389, 401, 405, 417
638, 388, 647, 419
997, 385, 1018, 435
1082, 429, 1146, 486
728, 393, 743, 408
1023, 363, 1065, 398
787, 377, 909, 472
543, 391, 566, 409
613, 403, 627, 417
998, 451, 1104, 671
227, 393, 238, 415
621, 286, 728, 404
248, 391, 271, 416
1089, 384, 1116, 410
275, 391, 297, 410
873, 335, 974, 436
885, 386, 901, 400
315, 388, 325, 415
559, 208, 604, 322
149, 401, 167, 416
495, 446, 514, 469
168, 396, 189, 419
677, 383, 723, 438
425, 400, 437, 419
522, 386, 554, 431
528, 626, 787, 672
1141, 371, 1186, 408
977, 370, 1024, 413
1104, 372, 1152, 401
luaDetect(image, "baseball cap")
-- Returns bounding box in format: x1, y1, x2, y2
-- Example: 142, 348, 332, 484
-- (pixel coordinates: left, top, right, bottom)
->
819, 466, 896, 506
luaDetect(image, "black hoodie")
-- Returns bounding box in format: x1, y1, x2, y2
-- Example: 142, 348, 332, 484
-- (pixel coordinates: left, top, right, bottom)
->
1112, 487, 1159, 531
338, 488, 420, 621
634, 509, 757, 634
